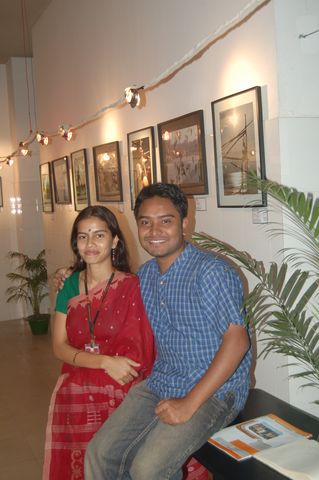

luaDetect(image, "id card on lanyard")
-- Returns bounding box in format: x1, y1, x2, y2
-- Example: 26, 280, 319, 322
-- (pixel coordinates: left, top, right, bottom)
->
84, 271, 115, 354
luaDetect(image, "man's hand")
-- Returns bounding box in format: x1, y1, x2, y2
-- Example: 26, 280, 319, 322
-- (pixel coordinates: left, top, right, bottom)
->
53, 267, 72, 291
155, 397, 196, 425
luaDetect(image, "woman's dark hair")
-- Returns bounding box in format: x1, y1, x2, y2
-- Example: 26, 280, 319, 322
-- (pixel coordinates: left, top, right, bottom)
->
70, 205, 130, 273
134, 183, 188, 220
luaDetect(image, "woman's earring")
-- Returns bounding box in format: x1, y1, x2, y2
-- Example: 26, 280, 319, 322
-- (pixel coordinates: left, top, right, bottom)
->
111, 248, 116, 263
79, 256, 84, 265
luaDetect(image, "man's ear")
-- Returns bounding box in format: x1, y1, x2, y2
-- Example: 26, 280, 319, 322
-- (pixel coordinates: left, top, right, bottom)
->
182, 217, 188, 234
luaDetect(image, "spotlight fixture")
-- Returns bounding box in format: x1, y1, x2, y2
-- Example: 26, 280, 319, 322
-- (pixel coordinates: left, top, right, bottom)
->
58, 125, 73, 141
124, 86, 142, 108
36, 132, 49, 145
19, 141, 30, 156
6, 157, 14, 166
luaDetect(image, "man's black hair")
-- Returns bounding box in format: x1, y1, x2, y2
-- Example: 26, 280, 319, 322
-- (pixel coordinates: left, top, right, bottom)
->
134, 183, 188, 220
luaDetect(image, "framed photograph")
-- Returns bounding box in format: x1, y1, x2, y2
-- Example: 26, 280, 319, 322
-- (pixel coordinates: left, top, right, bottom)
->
211, 86, 266, 207
71, 149, 90, 211
157, 110, 208, 195
127, 126, 156, 209
39, 162, 54, 212
93, 141, 123, 202
52, 156, 72, 204
0, 177, 3, 207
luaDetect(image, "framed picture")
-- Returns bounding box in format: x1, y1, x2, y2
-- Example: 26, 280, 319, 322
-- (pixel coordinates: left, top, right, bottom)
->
93, 141, 123, 202
39, 162, 54, 212
127, 126, 156, 209
211, 86, 266, 207
157, 110, 208, 195
52, 156, 72, 204
71, 149, 90, 211
0, 177, 3, 207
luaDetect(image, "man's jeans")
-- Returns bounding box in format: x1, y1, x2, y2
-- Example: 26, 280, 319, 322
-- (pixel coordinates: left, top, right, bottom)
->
85, 380, 237, 480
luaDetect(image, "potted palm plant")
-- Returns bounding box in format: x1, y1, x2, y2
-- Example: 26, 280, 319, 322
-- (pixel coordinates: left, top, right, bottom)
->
6, 249, 50, 335
193, 178, 319, 403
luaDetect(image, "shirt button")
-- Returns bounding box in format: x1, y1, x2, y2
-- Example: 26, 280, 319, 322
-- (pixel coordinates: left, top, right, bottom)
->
160, 280, 164, 285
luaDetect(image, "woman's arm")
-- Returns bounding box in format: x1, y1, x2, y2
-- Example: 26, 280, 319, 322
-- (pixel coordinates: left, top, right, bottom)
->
52, 311, 140, 385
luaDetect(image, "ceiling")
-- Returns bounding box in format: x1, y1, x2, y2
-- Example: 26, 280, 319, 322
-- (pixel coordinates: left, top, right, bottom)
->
0, 0, 52, 64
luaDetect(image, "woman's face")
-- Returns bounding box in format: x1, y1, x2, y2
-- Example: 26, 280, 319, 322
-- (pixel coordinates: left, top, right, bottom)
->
76, 216, 118, 266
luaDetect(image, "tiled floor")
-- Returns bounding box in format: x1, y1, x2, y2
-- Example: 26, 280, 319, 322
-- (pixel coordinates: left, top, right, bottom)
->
0, 319, 61, 480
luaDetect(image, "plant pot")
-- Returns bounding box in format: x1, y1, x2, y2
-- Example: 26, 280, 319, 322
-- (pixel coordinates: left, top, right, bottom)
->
27, 314, 50, 335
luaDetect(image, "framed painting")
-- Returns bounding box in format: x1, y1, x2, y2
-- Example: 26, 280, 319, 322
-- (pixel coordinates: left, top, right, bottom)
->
71, 149, 90, 211
52, 156, 72, 204
0, 177, 3, 207
211, 86, 266, 207
93, 141, 123, 202
127, 126, 156, 209
39, 162, 54, 212
157, 110, 208, 195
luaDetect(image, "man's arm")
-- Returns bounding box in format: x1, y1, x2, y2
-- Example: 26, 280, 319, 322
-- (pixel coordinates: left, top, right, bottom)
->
155, 323, 250, 425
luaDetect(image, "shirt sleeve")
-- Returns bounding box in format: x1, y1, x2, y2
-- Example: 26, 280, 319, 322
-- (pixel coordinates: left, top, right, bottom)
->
201, 260, 245, 336
55, 272, 79, 314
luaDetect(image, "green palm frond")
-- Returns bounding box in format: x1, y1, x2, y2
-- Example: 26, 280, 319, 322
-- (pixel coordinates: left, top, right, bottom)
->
6, 250, 49, 317
192, 231, 319, 393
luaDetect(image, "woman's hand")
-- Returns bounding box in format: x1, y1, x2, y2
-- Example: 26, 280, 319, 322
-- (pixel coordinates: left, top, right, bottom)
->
102, 356, 140, 385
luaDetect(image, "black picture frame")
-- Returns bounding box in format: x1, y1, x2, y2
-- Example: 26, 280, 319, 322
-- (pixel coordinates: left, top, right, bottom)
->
39, 162, 54, 212
71, 149, 90, 211
211, 86, 266, 207
52, 156, 72, 204
157, 110, 208, 195
127, 126, 156, 209
93, 141, 123, 202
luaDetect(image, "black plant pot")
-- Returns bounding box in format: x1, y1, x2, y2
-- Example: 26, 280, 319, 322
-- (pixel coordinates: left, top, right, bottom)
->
27, 313, 50, 335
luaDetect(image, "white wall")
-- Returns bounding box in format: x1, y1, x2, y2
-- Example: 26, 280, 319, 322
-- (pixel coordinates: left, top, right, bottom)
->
30, 0, 319, 414
273, 0, 319, 415
0, 59, 45, 320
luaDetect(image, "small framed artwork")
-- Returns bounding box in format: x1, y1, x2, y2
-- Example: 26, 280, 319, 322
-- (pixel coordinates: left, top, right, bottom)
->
211, 86, 266, 207
127, 126, 156, 209
71, 149, 90, 211
93, 141, 123, 202
39, 162, 54, 212
157, 110, 208, 195
0, 177, 3, 207
52, 156, 72, 204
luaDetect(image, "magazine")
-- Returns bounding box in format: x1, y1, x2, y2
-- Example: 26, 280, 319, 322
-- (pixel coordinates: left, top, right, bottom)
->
208, 413, 312, 461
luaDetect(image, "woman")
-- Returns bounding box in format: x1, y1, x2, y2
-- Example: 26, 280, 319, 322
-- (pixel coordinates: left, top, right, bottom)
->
43, 205, 155, 479
45, 205, 209, 480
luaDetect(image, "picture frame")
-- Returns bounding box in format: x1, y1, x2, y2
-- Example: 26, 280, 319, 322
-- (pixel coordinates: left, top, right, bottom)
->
157, 110, 208, 195
93, 141, 123, 202
127, 126, 156, 209
71, 149, 90, 211
211, 86, 266, 207
39, 162, 54, 212
52, 156, 72, 204
0, 177, 3, 207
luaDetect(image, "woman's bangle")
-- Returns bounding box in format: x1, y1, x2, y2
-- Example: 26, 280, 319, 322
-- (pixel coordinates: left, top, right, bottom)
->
72, 350, 83, 365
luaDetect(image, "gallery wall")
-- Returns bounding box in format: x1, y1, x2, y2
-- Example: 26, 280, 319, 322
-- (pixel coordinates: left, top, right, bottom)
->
0, 0, 315, 414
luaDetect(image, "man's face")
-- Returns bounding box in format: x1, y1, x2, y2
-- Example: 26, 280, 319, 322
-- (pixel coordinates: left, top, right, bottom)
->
136, 196, 188, 271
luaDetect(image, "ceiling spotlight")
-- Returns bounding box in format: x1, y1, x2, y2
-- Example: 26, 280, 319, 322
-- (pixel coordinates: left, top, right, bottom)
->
6, 157, 14, 166
58, 125, 73, 141
19, 141, 30, 156
124, 86, 141, 108
36, 132, 49, 145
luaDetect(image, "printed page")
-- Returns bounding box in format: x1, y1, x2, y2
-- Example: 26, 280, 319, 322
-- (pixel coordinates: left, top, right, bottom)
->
255, 439, 319, 480
208, 414, 311, 461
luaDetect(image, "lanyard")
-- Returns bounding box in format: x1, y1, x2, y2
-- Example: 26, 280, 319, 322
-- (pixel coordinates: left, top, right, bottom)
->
84, 270, 115, 343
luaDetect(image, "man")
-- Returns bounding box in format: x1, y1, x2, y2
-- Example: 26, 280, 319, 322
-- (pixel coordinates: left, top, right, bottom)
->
84, 183, 252, 479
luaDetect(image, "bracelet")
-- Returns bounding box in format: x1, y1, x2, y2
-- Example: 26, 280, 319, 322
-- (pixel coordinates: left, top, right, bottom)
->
72, 350, 83, 365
